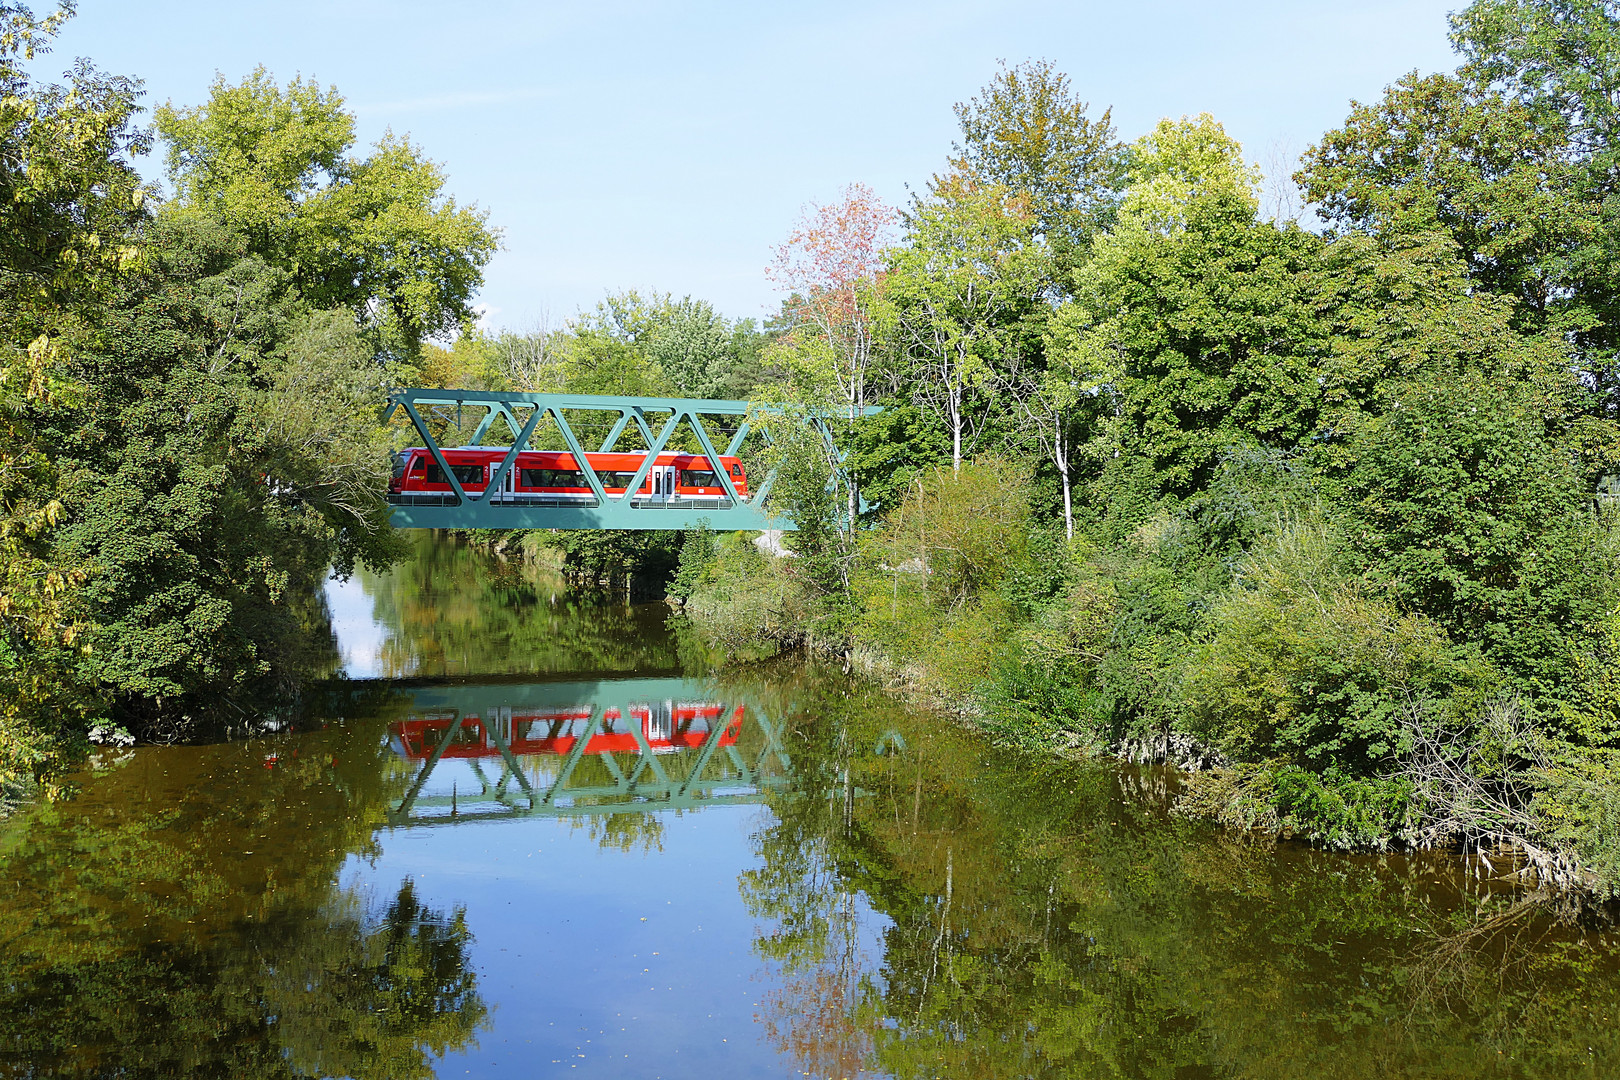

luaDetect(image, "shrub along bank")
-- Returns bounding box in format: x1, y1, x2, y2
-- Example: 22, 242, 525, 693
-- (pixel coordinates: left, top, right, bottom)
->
676, 7, 1620, 899
674, 402, 1620, 898
676, 468, 1620, 897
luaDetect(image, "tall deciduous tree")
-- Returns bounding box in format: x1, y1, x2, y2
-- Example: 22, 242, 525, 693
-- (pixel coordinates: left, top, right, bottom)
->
949, 58, 1125, 281
646, 296, 734, 399
1299, 72, 1591, 335
52, 215, 404, 728
768, 184, 896, 416
1052, 115, 1322, 510
0, 0, 148, 789
768, 183, 897, 523
880, 177, 1052, 474
155, 68, 498, 360
1301, 1, 1620, 403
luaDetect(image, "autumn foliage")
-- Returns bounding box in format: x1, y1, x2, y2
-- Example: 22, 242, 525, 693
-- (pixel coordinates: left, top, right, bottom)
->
767, 183, 897, 416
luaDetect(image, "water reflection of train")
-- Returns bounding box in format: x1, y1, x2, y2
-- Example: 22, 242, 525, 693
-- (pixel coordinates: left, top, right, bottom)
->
389, 702, 746, 760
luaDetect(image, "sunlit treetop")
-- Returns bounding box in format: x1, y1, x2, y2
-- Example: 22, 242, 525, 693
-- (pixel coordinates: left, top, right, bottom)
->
154, 66, 499, 359
1118, 113, 1259, 235
947, 58, 1126, 259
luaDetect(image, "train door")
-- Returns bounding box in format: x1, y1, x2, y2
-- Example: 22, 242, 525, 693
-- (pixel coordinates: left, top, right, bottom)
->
494, 463, 516, 504
650, 465, 678, 504
646, 700, 675, 749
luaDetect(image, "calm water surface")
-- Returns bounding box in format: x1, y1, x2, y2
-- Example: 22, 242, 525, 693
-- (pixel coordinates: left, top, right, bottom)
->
2, 535, 1618, 1078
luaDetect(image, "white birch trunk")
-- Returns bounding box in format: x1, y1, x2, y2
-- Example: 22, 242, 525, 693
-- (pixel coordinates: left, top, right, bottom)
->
1056, 417, 1073, 541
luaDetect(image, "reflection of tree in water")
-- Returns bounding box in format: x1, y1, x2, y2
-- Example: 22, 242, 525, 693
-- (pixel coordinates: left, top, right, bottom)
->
0, 876, 487, 1079
570, 809, 667, 854
270, 877, 488, 1080
742, 667, 1620, 1079
360, 533, 682, 677
0, 698, 490, 1077
742, 680, 883, 1080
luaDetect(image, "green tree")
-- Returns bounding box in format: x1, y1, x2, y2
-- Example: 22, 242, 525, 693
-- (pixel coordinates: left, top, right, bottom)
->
1299, 72, 1591, 335
1301, 1, 1620, 401
1053, 117, 1324, 512
880, 176, 1053, 473
950, 58, 1126, 280
1344, 357, 1620, 711
155, 67, 498, 360
646, 295, 733, 398
558, 290, 674, 398
49, 215, 400, 733
0, 0, 149, 789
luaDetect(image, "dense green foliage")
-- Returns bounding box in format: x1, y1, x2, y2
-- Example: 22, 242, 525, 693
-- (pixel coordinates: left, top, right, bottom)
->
677, 14, 1620, 893
2, 0, 1618, 896
0, 5, 495, 785
154, 67, 497, 361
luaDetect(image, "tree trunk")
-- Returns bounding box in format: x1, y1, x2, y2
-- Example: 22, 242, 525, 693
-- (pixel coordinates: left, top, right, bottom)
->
847, 385, 860, 534
950, 383, 963, 474
952, 407, 962, 473
1056, 420, 1073, 541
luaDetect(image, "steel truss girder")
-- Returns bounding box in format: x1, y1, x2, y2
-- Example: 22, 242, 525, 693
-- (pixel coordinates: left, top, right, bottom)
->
382, 388, 879, 531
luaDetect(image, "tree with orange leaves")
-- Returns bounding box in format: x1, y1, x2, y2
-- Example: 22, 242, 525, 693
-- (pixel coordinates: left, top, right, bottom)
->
767, 185, 898, 529
768, 183, 898, 421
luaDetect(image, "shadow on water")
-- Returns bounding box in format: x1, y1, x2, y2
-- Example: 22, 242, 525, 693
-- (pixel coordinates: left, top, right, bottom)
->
341, 532, 680, 680
3, 536, 1619, 1077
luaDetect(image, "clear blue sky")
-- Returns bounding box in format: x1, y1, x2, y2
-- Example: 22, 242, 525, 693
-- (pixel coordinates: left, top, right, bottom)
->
52, 1, 1460, 331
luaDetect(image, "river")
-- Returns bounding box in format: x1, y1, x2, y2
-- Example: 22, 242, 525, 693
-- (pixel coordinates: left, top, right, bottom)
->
1, 534, 1616, 1078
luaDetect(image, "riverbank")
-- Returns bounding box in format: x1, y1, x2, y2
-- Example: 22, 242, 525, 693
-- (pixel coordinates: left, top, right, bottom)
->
672, 461, 1620, 907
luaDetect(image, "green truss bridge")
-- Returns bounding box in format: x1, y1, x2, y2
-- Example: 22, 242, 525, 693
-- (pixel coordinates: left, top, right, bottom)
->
384, 388, 878, 531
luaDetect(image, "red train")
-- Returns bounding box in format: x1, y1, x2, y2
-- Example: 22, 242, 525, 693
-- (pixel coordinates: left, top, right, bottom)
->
389, 703, 746, 760
389, 447, 748, 506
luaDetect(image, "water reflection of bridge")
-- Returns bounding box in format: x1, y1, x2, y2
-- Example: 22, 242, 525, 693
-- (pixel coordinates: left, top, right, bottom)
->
385, 679, 791, 827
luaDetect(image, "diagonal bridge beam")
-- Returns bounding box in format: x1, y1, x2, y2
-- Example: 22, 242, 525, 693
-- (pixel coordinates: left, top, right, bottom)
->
382, 388, 879, 531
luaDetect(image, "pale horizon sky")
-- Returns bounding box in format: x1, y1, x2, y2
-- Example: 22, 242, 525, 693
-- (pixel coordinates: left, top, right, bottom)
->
50, 1, 1462, 331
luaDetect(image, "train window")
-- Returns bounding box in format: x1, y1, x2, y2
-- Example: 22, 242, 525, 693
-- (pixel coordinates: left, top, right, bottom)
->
425, 461, 484, 485
728, 463, 743, 478
595, 470, 640, 491
521, 468, 585, 488
681, 469, 719, 488
390, 453, 408, 484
